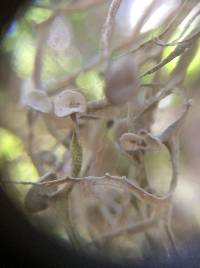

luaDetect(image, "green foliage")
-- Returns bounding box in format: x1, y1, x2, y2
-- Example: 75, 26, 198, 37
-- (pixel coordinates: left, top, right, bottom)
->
0, 128, 23, 161
144, 146, 172, 194
186, 43, 200, 82
13, 32, 36, 78
69, 12, 87, 29
76, 71, 104, 100
163, 46, 180, 74
43, 48, 82, 79
24, 7, 51, 24
0, 128, 38, 183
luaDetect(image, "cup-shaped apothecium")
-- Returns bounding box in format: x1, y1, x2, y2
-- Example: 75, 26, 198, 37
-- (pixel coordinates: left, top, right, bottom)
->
53, 89, 87, 117
120, 132, 142, 152
120, 131, 162, 152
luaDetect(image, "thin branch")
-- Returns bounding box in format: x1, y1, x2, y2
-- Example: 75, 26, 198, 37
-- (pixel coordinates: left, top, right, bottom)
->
170, 40, 199, 84
164, 204, 178, 254
159, 100, 192, 143
26, 110, 44, 176
46, 0, 193, 95
159, 101, 191, 197
100, 0, 122, 62
46, 1, 157, 95
120, 0, 189, 57
87, 97, 110, 112
48, 55, 101, 95
33, 0, 107, 13
32, 18, 53, 90
166, 2, 200, 44
155, 26, 200, 47
172, 15, 200, 44
52, 81, 163, 115
3, 174, 173, 206
87, 214, 156, 245
65, 184, 83, 248
43, 116, 71, 148
141, 42, 191, 77
131, 84, 174, 123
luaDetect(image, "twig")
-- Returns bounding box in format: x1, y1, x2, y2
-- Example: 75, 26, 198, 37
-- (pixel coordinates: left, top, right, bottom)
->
46, 0, 192, 95
154, 26, 200, 47
164, 2, 200, 44
32, 0, 107, 13
100, 0, 122, 63
43, 117, 71, 148
121, 0, 189, 57
164, 204, 178, 254
3, 174, 173, 206
46, 1, 157, 95
167, 138, 179, 196
48, 55, 101, 95
26, 110, 45, 176
86, 82, 163, 113
160, 100, 191, 192
87, 97, 110, 112
170, 40, 199, 84
65, 184, 83, 249
131, 85, 174, 123
172, 10, 200, 43
32, 18, 53, 90
159, 100, 192, 144
2, 172, 57, 186
87, 213, 156, 245
79, 114, 103, 120
141, 42, 191, 77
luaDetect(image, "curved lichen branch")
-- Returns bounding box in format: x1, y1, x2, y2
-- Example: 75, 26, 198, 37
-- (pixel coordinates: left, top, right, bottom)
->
171, 4, 200, 44
87, 97, 110, 112
4, 173, 173, 206
131, 85, 174, 124
119, 0, 188, 57
32, 17, 54, 90
154, 24, 200, 47
46, 0, 187, 95
159, 100, 192, 143
159, 201, 178, 255
159, 100, 191, 199
100, 0, 122, 62
141, 42, 191, 77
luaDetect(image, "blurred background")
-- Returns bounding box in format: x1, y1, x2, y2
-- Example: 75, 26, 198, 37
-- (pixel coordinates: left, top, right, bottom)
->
0, 0, 200, 260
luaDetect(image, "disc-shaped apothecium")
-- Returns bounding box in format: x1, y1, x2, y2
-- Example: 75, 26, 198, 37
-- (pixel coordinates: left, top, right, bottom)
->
120, 133, 143, 152
25, 90, 52, 113
120, 131, 162, 152
53, 89, 87, 117
138, 129, 162, 151
105, 56, 139, 105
